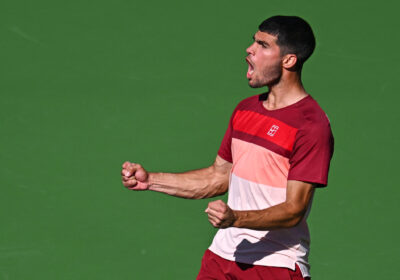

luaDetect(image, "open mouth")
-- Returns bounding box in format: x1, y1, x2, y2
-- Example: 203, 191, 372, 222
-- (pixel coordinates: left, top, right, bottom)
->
246, 58, 254, 79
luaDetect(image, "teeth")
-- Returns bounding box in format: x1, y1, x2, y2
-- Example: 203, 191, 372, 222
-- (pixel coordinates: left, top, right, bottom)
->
247, 59, 254, 72
246, 58, 254, 78
248, 64, 254, 74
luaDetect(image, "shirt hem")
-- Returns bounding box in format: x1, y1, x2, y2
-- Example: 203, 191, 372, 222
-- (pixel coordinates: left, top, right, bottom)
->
208, 245, 310, 278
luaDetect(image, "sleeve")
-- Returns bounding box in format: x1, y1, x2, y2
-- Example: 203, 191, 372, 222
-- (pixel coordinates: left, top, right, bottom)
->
217, 109, 237, 163
287, 122, 334, 187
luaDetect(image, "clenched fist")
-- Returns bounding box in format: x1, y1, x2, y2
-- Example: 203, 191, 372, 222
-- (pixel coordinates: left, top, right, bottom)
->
205, 200, 236, 228
121, 161, 149, 190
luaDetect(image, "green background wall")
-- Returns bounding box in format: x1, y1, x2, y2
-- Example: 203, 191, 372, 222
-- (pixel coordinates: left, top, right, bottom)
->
1, 0, 399, 279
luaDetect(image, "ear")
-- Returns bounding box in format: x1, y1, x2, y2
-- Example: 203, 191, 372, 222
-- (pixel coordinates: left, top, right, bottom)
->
282, 54, 298, 69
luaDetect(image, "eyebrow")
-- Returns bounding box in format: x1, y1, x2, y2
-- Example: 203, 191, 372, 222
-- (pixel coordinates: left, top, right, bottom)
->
252, 35, 269, 47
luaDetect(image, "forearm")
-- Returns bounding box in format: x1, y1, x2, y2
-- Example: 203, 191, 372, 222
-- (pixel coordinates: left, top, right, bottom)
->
148, 166, 229, 199
205, 181, 315, 230
122, 156, 231, 199
232, 202, 305, 230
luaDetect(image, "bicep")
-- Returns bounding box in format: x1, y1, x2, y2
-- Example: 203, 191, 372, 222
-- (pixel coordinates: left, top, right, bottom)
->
214, 155, 232, 176
209, 155, 232, 194
285, 180, 315, 215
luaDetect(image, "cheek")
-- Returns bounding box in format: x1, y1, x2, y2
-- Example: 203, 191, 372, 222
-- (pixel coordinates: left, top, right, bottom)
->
263, 56, 282, 71
257, 52, 276, 66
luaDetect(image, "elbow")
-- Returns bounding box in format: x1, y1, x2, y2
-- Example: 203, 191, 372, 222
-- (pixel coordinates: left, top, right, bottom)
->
185, 187, 210, 199
286, 214, 304, 228
190, 191, 210, 199
199, 177, 228, 199
192, 182, 228, 200
213, 182, 229, 197
284, 206, 307, 228
188, 169, 229, 199
208, 180, 229, 198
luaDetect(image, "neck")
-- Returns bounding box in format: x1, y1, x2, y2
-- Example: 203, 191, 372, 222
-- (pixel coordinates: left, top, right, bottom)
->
264, 71, 308, 110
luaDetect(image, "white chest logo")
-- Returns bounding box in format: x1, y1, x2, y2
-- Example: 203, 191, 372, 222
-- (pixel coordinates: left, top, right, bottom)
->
267, 125, 279, 137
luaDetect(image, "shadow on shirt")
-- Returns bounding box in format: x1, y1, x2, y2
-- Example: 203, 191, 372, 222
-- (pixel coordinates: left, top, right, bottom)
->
233, 230, 299, 271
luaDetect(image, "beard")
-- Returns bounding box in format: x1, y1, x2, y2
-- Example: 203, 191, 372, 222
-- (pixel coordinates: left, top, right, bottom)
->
248, 63, 282, 88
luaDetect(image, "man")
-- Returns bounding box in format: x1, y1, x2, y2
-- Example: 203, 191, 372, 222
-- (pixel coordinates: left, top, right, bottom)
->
121, 15, 334, 280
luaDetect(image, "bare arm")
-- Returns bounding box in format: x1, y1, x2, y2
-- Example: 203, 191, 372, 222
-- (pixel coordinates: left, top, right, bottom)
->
121, 155, 232, 199
205, 180, 315, 230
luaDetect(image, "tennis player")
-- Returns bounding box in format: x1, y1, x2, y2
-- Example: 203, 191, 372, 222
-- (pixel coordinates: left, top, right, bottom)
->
122, 15, 334, 280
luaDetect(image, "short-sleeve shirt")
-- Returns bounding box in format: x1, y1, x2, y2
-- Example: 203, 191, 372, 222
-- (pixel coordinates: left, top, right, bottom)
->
208, 93, 334, 278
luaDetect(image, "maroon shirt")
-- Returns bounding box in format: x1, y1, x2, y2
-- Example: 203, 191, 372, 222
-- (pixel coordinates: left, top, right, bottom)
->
218, 93, 334, 186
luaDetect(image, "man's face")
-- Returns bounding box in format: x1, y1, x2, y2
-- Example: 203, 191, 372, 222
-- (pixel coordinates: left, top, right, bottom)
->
246, 31, 283, 88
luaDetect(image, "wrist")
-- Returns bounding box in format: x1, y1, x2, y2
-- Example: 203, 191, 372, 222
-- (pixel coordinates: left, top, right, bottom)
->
146, 172, 155, 190
232, 210, 242, 228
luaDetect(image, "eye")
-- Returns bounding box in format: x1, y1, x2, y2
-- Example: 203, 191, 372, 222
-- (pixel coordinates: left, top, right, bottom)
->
256, 40, 267, 48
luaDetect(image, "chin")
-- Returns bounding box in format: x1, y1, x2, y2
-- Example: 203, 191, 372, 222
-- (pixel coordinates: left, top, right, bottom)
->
248, 83, 259, 89
248, 80, 265, 89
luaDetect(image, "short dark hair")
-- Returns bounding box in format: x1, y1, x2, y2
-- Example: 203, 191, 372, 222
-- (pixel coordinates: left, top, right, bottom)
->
259, 16, 316, 70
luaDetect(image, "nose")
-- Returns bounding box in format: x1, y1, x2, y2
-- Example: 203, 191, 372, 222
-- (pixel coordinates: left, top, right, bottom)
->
246, 42, 255, 55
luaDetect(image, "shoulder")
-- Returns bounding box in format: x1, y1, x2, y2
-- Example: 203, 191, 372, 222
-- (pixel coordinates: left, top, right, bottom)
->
290, 96, 334, 144
296, 96, 331, 130
234, 94, 262, 110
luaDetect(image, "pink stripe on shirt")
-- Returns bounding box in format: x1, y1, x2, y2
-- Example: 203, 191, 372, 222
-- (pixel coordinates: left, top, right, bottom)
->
232, 138, 290, 188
